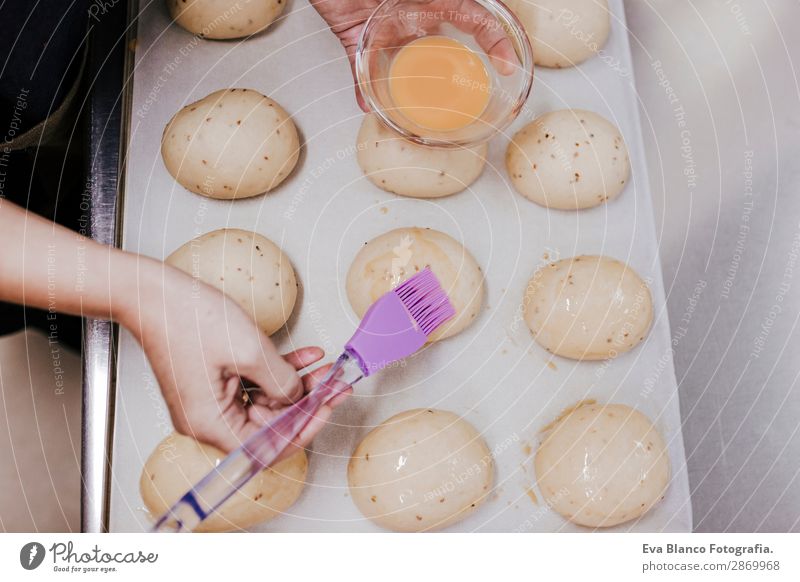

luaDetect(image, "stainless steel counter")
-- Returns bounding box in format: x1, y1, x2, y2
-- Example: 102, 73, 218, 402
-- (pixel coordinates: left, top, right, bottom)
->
624, 1, 800, 532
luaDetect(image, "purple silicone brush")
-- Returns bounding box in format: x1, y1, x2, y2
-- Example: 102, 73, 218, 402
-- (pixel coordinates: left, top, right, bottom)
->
152, 267, 455, 532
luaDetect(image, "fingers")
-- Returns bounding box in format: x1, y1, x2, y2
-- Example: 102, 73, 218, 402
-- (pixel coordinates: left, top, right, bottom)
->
294, 405, 335, 450
196, 402, 298, 456
252, 359, 353, 409
201, 429, 244, 454
247, 357, 335, 408
243, 360, 303, 405
244, 362, 353, 461
302, 362, 334, 393
182, 378, 353, 459
326, 389, 352, 409
296, 361, 353, 449
486, 39, 517, 76
183, 406, 253, 454
300, 362, 352, 411
241, 396, 351, 464
283, 346, 325, 370
439, 0, 519, 75
294, 383, 352, 445
245, 401, 310, 462
240, 333, 304, 405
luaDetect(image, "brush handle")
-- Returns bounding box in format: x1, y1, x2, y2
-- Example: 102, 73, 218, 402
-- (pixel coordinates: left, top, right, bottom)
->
151, 352, 363, 533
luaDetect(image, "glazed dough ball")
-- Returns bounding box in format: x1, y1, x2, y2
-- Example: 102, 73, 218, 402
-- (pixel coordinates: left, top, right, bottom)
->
346, 227, 483, 341
166, 0, 285, 40
356, 113, 488, 198
166, 228, 297, 335
348, 409, 493, 532
524, 255, 652, 360
141, 433, 307, 532
506, 0, 610, 68
535, 403, 670, 527
162, 88, 299, 199
506, 109, 630, 209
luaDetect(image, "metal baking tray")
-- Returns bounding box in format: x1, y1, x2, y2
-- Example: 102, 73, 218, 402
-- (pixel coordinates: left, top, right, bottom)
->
98, 0, 692, 532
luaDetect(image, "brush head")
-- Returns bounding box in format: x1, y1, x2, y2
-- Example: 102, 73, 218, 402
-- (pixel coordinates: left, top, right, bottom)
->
344, 268, 456, 376
393, 268, 457, 337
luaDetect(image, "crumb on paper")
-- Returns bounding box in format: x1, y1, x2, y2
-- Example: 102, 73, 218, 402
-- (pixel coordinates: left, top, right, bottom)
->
526, 487, 539, 505
522, 442, 532, 457
505, 328, 520, 347
547, 360, 558, 371
379, 206, 388, 214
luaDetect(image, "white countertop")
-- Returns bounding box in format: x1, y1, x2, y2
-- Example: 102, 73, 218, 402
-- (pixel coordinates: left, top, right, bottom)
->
625, 0, 800, 531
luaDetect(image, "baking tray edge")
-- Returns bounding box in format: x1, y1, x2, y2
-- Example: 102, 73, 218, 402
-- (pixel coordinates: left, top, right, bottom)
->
80, 0, 137, 533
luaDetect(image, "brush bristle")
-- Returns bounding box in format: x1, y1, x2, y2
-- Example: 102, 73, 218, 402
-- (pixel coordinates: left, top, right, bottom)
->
393, 268, 456, 337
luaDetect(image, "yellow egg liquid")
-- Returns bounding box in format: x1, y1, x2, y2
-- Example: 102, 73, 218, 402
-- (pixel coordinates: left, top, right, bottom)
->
388, 36, 491, 132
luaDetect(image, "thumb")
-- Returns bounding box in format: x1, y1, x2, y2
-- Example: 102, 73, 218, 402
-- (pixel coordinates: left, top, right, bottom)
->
440, 0, 519, 75
239, 336, 303, 405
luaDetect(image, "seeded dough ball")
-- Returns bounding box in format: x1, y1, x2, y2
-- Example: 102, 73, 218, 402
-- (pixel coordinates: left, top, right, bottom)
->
506, 0, 611, 68
356, 113, 488, 198
166, 0, 286, 40
141, 433, 307, 532
161, 88, 299, 199
506, 109, 629, 209
523, 255, 652, 360
346, 227, 483, 341
535, 403, 670, 527
166, 228, 297, 335
348, 409, 493, 532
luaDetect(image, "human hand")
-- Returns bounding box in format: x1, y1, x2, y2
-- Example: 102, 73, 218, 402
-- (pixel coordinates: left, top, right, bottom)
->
311, 0, 518, 111
0, 201, 348, 457
118, 258, 350, 456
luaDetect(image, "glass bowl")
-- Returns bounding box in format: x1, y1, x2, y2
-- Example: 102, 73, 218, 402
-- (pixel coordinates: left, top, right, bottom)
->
355, 0, 534, 148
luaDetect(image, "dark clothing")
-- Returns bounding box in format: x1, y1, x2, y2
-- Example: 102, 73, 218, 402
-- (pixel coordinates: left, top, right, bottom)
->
0, 0, 89, 134
0, 0, 90, 350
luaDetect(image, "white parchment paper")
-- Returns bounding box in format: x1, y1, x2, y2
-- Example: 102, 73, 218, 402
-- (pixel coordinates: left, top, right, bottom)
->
110, 0, 693, 532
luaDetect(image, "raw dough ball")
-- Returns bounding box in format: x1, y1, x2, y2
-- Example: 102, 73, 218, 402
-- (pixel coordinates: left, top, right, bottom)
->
506, 109, 629, 209
535, 403, 670, 527
348, 409, 493, 532
166, 0, 285, 40
166, 228, 297, 335
141, 433, 307, 532
346, 227, 483, 341
523, 255, 652, 360
506, 0, 611, 68
161, 88, 299, 199
356, 113, 488, 198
